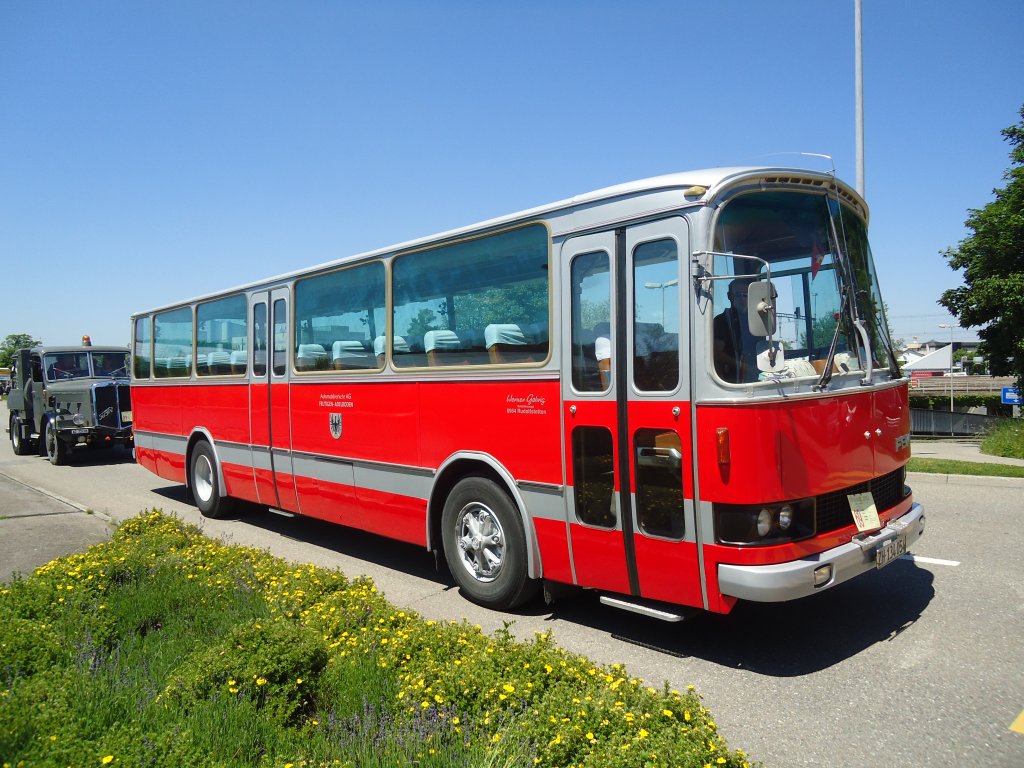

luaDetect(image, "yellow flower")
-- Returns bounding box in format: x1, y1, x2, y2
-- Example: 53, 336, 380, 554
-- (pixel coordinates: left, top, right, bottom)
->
256, 677, 268, 686
663, 708, 674, 718
101, 757, 114, 765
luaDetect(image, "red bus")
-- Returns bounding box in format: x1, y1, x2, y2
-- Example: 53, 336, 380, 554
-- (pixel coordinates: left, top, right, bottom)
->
130, 167, 924, 620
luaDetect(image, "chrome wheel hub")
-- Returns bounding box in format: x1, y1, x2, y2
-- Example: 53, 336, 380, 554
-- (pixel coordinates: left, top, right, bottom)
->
455, 502, 504, 583
194, 454, 214, 503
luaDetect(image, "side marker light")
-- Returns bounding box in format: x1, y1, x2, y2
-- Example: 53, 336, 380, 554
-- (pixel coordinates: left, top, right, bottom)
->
716, 427, 730, 465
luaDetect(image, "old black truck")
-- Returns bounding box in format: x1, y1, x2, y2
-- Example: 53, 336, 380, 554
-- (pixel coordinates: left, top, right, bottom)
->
6, 344, 133, 464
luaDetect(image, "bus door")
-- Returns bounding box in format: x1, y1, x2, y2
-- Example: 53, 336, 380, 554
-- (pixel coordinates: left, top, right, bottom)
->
562, 218, 702, 609
250, 288, 299, 510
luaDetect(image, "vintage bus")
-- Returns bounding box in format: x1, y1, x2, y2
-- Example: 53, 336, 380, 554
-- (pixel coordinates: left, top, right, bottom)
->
130, 167, 924, 620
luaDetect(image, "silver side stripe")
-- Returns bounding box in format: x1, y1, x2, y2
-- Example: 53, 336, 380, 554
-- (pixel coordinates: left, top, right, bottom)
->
138, 430, 566, 522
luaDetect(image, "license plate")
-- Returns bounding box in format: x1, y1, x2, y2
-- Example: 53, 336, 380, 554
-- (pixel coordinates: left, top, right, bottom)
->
875, 534, 907, 569
71, 428, 90, 435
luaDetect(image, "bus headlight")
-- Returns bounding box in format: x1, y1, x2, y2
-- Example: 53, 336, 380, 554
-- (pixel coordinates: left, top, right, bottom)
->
714, 499, 815, 546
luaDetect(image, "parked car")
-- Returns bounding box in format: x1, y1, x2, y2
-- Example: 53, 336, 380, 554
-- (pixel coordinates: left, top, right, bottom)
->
6, 344, 133, 464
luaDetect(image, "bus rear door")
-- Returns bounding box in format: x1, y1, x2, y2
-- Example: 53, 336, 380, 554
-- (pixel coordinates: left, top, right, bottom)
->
250, 288, 299, 510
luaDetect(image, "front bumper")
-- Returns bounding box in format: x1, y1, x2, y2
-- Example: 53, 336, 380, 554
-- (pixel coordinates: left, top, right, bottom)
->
718, 502, 925, 602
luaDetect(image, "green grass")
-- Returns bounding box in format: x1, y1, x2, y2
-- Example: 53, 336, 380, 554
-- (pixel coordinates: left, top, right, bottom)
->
907, 457, 1024, 478
0, 511, 754, 768
980, 418, 1024, 460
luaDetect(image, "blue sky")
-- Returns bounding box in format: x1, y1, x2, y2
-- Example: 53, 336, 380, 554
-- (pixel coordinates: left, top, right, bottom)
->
1, 0, 1021, 350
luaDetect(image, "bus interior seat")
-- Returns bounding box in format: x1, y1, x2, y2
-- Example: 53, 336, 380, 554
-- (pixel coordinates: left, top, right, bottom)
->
296, 344, 328, 371
332, 339, 370, 370
207, 351, 232, 375
166, 356, 191, 377
485, 322, 547, 364
424, 330, 463, 366
230, 350, 248, 374
374, 335, 410, 366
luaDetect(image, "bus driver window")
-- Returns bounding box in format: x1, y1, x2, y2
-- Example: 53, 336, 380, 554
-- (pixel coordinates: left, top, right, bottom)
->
713, 277, 759, 383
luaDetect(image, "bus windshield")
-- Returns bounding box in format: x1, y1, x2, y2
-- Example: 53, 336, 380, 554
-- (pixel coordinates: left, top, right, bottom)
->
711, 190, 897, 385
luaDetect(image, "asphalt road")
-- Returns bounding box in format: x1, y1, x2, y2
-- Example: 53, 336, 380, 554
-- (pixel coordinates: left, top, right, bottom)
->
2, 408, 1022, 767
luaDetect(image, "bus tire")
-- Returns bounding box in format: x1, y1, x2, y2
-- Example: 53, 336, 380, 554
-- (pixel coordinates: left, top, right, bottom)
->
441, 476, 538, 610
190, 441, 234, 519
10, 414, 33, 456
44, 419, 68, 466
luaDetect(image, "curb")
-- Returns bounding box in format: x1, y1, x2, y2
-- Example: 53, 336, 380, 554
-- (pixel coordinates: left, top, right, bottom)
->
0, 469, 115, 524
906, 471, 1024, 488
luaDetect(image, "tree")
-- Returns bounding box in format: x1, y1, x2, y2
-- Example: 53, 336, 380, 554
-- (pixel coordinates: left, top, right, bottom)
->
940, 104, 1024, 392
0, 333, 41, 369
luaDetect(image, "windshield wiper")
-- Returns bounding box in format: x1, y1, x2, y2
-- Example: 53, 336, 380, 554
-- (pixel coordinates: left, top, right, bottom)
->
815, 294, 846, 390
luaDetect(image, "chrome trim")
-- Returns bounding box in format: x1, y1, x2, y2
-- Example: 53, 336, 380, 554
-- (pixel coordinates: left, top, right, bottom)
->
718, 503, 925, 602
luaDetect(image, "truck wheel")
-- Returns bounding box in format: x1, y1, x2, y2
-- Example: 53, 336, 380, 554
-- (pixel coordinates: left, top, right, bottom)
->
9, 414, 33, 456
44, 420, 68, 466
190, 441, 234, 519
441, 476, 538, 610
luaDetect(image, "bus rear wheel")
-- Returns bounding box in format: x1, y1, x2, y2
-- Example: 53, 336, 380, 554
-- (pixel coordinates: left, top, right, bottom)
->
441, 476, 538, 610
190, 441, 234, 519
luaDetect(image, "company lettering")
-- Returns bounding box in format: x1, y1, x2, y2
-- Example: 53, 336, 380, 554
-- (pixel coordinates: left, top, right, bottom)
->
505, 393, 547, 416
318, 392, 354, 409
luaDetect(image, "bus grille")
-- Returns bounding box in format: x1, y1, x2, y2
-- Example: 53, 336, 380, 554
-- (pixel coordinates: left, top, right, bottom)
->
815, 468, 908, 534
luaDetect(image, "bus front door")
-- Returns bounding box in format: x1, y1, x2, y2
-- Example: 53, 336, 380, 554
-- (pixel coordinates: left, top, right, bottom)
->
562, 219, 703, 610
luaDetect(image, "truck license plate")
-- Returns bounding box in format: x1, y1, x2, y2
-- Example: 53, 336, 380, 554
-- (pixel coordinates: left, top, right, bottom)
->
875, 534, 907, 569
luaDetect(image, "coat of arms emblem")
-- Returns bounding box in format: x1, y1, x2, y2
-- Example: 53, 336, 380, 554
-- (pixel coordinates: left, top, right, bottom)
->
329, 412, 342, 439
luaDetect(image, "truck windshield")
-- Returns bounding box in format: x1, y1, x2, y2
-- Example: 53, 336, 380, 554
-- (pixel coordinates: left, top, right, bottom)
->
92, 352, 130, 377
44, 352, 92, 381
710, 190, 897, 385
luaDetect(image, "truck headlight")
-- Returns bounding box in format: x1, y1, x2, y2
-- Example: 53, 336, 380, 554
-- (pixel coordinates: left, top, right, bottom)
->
73, 414, 86, 426
714, 499, 815, 546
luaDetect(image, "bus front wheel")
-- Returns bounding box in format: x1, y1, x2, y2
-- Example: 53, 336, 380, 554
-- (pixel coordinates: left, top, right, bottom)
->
441, 476, 538, 610
190, 441, 234, 519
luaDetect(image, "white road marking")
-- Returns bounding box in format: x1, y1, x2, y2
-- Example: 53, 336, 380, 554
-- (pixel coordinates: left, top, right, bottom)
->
900, 554, 960, 567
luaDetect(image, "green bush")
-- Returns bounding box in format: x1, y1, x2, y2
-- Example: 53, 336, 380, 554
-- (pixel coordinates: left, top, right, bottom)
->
161, 618, 330, 723
0, 511, 754, 768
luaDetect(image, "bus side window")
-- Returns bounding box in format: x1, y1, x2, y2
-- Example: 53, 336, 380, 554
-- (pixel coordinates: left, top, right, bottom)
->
253, 302, 267, 376
571, 426, 616, 528
570, 251, 611, 392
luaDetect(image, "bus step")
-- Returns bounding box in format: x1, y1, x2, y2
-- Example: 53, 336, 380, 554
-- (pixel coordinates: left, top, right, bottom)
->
267, 507, 296, 518
599, 595, 697, 623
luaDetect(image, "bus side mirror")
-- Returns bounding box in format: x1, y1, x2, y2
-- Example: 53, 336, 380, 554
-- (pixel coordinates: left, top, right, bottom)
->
746, 282, 777, 337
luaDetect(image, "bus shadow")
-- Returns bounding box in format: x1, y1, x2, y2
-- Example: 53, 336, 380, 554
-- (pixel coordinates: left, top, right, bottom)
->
139, 494, 936, 674
547, 559, 935, 676
239, 507, 456, 589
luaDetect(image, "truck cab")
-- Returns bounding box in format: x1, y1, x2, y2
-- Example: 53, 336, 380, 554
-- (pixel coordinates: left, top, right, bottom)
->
6, 345, 133, 464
